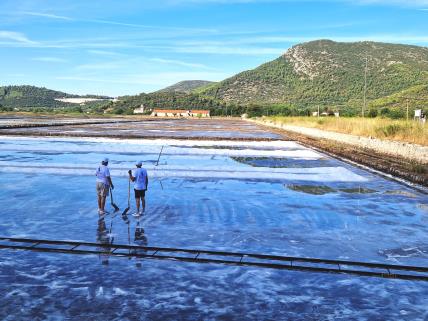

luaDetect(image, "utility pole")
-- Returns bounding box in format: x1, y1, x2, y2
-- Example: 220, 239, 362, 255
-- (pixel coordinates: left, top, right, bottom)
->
363, 56, 368, 118
406, 99, 409, 121
317, 105, 320, 117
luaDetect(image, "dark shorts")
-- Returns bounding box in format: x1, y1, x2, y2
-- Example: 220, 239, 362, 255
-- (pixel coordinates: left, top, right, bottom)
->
134, 189, 146, 198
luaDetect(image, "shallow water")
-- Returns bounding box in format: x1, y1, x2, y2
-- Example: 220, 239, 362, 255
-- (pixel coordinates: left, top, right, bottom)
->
0, 136, 427, 320
0, 119, 282, 140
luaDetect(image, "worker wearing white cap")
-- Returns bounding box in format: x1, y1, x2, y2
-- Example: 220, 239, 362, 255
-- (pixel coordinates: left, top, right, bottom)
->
95, 157, 114, 215
128, 160, 148, 216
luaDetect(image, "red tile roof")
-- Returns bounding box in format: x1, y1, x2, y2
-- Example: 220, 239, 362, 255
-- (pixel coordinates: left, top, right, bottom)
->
153, 109, 188, 113
152, 109, 210, 114
191, 110, 210, 114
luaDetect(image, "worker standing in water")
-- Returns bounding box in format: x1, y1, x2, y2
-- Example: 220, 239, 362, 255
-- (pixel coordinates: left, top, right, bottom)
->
96, 158, 114, 215
128, 161, 148, 217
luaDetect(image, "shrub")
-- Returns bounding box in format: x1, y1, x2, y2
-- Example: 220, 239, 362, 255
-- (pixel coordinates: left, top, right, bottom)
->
113, 108, 124, 115
387, 108, 405, 119
376, 124, 402, 137
380, 107, 390, 117
368, 109, 378, 118
410, 162, 427, 174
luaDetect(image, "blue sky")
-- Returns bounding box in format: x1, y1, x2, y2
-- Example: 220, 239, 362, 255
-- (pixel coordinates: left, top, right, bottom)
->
1, 0, 428, 96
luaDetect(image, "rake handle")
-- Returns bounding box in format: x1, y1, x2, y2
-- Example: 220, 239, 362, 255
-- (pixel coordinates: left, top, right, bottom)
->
110, 187, 114, 204
128, 177, 131, 208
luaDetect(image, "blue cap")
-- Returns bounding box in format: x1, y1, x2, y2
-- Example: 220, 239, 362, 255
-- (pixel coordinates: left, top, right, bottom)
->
136, 161, 143, 166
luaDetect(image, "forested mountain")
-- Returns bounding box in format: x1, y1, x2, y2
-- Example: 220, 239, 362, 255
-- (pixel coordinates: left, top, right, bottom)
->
114, 40, 428, 117
112, 91, 227, 115
368, 84, 428, 117
0, 85, 111, 108
157, 80, 215, 94
2, 40, 428, 117
0, 85, 72, 108
199, 40, 428, 107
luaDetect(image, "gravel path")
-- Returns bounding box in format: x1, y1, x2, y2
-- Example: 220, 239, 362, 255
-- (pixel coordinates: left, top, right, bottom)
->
254, 120, 428, 163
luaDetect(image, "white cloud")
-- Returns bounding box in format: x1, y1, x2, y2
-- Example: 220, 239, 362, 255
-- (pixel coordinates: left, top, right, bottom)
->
0, 30, 35, 44
21, 11, 73, 21
56, 71, 228, 87
31, 57, 68, 63
217, 35, 428, 45
149, 58, 212, 69
75, 62, 124, 71
87, 50, 124, 56
354, 0, 428, 6
169, 45, 285, 55
14, 10, 215, 33
162, 0, 428, 6
82, 19, 216, 33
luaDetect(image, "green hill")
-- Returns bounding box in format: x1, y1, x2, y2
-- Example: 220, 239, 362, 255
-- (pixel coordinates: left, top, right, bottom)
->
111, 91, 227, 115
3, 40, 428, 118
157, 80, 215, 94
0, 85, 112, 109
200, 40, 428, 109
0, 85, 73, 108
367, 84, 428, 118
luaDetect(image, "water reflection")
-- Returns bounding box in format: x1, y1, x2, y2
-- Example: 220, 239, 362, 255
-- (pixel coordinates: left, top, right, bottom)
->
133, 219, 148, 268
119, 213, 149, 267
287, 184, 336, 195
286, 184, 377, 195
96, 218, 112, 265
232, 156, 332, 168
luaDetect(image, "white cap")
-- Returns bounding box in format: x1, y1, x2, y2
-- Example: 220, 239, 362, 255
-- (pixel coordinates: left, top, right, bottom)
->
102, 158, 109, 163
136, 161, 143, 166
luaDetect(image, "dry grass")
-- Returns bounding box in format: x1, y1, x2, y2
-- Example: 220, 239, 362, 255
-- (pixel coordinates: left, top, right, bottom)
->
267, 116, 428, 146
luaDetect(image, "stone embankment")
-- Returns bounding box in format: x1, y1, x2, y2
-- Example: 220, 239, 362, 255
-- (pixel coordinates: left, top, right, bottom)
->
251, 119, 428, 187
256, 120, 428, 163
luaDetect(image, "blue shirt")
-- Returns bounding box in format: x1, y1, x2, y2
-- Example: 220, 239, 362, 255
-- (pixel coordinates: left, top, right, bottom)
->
133, 168, 148, 190
95, 165, 110, 185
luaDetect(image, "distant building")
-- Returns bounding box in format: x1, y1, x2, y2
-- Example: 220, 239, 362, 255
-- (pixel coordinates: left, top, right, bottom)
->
415, 109, 422, 120
54, 97, 112, 105
191, 110, 210, 117
415, 109, 426, 123
151, 109, 210, 118
133, 105, 147, 114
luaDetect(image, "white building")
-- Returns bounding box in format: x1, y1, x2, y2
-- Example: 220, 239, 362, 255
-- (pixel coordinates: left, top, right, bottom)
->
54, 97, 112, 105
133, 105, 147, 114
151, 109, 210, 117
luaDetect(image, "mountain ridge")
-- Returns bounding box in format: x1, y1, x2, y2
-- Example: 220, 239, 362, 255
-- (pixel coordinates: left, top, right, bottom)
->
0, 85, 112, 109
2, 40, 428, 117
199, 39, 428, 108
156, 80, 215, 94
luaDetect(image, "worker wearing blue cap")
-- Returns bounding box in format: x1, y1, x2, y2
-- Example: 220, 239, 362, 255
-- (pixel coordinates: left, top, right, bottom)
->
128, 160, 148, 216
96, 158, 114, 215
